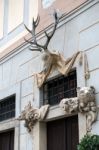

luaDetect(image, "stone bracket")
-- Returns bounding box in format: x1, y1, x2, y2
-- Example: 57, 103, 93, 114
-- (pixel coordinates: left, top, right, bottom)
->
59, 86, 98, 132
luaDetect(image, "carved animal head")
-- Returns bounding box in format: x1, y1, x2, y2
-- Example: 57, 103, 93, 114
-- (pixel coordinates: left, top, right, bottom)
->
77, 86, 95, 103
59, 98, 78, 113
59, 98, 69, 112
24, 11, 60, 54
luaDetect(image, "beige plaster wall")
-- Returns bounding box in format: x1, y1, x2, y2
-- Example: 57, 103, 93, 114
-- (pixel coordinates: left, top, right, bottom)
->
29, 0, 38, 27
38, 0, 87, 31
8, 0, 24, 33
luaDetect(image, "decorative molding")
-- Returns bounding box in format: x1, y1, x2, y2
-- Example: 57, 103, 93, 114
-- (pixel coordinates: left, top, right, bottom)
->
60, 86, 98, 132
17, 102, 49, 132
0, 0, 98, 62
17, 87, 98, 134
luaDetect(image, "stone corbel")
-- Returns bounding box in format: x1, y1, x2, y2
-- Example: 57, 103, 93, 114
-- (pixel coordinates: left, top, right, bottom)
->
59, 97, 79, 114
17, 102, 49, 132
59, 86, 98, 132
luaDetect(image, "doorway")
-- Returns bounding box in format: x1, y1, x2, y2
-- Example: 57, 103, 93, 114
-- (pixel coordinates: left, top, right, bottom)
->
0, 129, 14, 150
47, 115, 79, 150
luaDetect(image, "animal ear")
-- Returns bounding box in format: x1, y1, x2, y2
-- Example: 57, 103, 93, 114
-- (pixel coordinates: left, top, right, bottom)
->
90, 86, 95, 94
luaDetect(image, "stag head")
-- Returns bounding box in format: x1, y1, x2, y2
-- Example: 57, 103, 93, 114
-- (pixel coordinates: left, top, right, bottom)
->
24, 11, 60, 53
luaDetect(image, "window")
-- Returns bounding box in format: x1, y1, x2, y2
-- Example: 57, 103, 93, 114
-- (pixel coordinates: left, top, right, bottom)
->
0, 0, 38, 52
42, 70, 77, 105
0, 95, 15, 122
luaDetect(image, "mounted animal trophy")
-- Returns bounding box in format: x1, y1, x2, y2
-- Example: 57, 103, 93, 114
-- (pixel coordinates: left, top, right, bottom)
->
24, 11, 80, 87
24, 11, 61, 73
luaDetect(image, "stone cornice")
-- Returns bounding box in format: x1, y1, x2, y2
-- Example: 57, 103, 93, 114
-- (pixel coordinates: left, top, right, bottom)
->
0, 0, 98, 63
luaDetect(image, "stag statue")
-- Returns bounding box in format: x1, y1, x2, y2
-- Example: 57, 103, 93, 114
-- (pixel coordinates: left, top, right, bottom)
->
24, 11, 60, 85
24, 11, 80, 87
24, 11, 59, 68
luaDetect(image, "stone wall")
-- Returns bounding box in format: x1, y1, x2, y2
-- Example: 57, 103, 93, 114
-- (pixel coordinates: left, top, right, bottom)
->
0, 0, 99, 150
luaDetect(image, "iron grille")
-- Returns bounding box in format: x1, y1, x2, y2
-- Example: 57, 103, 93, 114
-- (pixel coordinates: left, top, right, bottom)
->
43, 70, 77, 105
0, 95, 15, 122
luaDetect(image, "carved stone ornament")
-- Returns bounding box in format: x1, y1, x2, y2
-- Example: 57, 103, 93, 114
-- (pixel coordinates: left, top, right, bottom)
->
17, 102, 49, 132
59, 97, 78, 113
59, 86, 98, 132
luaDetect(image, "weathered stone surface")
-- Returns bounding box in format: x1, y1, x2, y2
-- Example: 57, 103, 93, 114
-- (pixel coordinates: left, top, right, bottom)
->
2, 59, 12, 88
48, 25, 66, 53
20, 134, 27, 150
29, 55, 42, 76
86, 46, 99, 71
21, 77, 34, 97
17, 62, 29, 82
79, 22, 99, 51
87, 69, 99, 93
60, 86, 97, 132
17, 102, 49, 132
92, 120, 99, 135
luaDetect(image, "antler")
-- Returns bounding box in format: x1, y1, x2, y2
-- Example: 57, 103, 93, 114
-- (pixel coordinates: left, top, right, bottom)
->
43, 11, 59, 50
24, 16, 44, 52
24, 11, 60, 52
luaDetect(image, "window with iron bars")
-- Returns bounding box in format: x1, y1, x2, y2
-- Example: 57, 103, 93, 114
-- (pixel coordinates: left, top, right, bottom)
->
42, 70, 77, 106
0, 95, 15, 122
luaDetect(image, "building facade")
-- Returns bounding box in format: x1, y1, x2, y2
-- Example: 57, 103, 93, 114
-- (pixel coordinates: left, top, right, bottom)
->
0, 0, 99, 150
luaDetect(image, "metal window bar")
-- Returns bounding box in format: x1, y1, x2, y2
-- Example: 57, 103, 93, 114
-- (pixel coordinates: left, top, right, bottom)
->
0, 95, 15, 122
43, 70, 77, 105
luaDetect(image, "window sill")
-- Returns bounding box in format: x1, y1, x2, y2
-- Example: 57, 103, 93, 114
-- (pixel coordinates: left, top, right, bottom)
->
45, 104, 77, 121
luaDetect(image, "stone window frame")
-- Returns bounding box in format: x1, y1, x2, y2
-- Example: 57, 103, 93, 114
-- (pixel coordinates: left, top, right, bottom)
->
0, 83, 20, 150
33, 63, 87, 150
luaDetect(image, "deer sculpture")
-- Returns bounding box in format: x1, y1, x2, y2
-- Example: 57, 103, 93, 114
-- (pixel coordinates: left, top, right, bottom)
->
25, 11, 60, 69
24, 11, 63, 85
24, 11, 80, 87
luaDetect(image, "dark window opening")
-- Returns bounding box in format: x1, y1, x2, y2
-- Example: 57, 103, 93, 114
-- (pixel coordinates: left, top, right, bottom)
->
42, 70, 77, 105
47, 115, 79, 150
0, 129, 14, 150
0, 95, 15, 122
